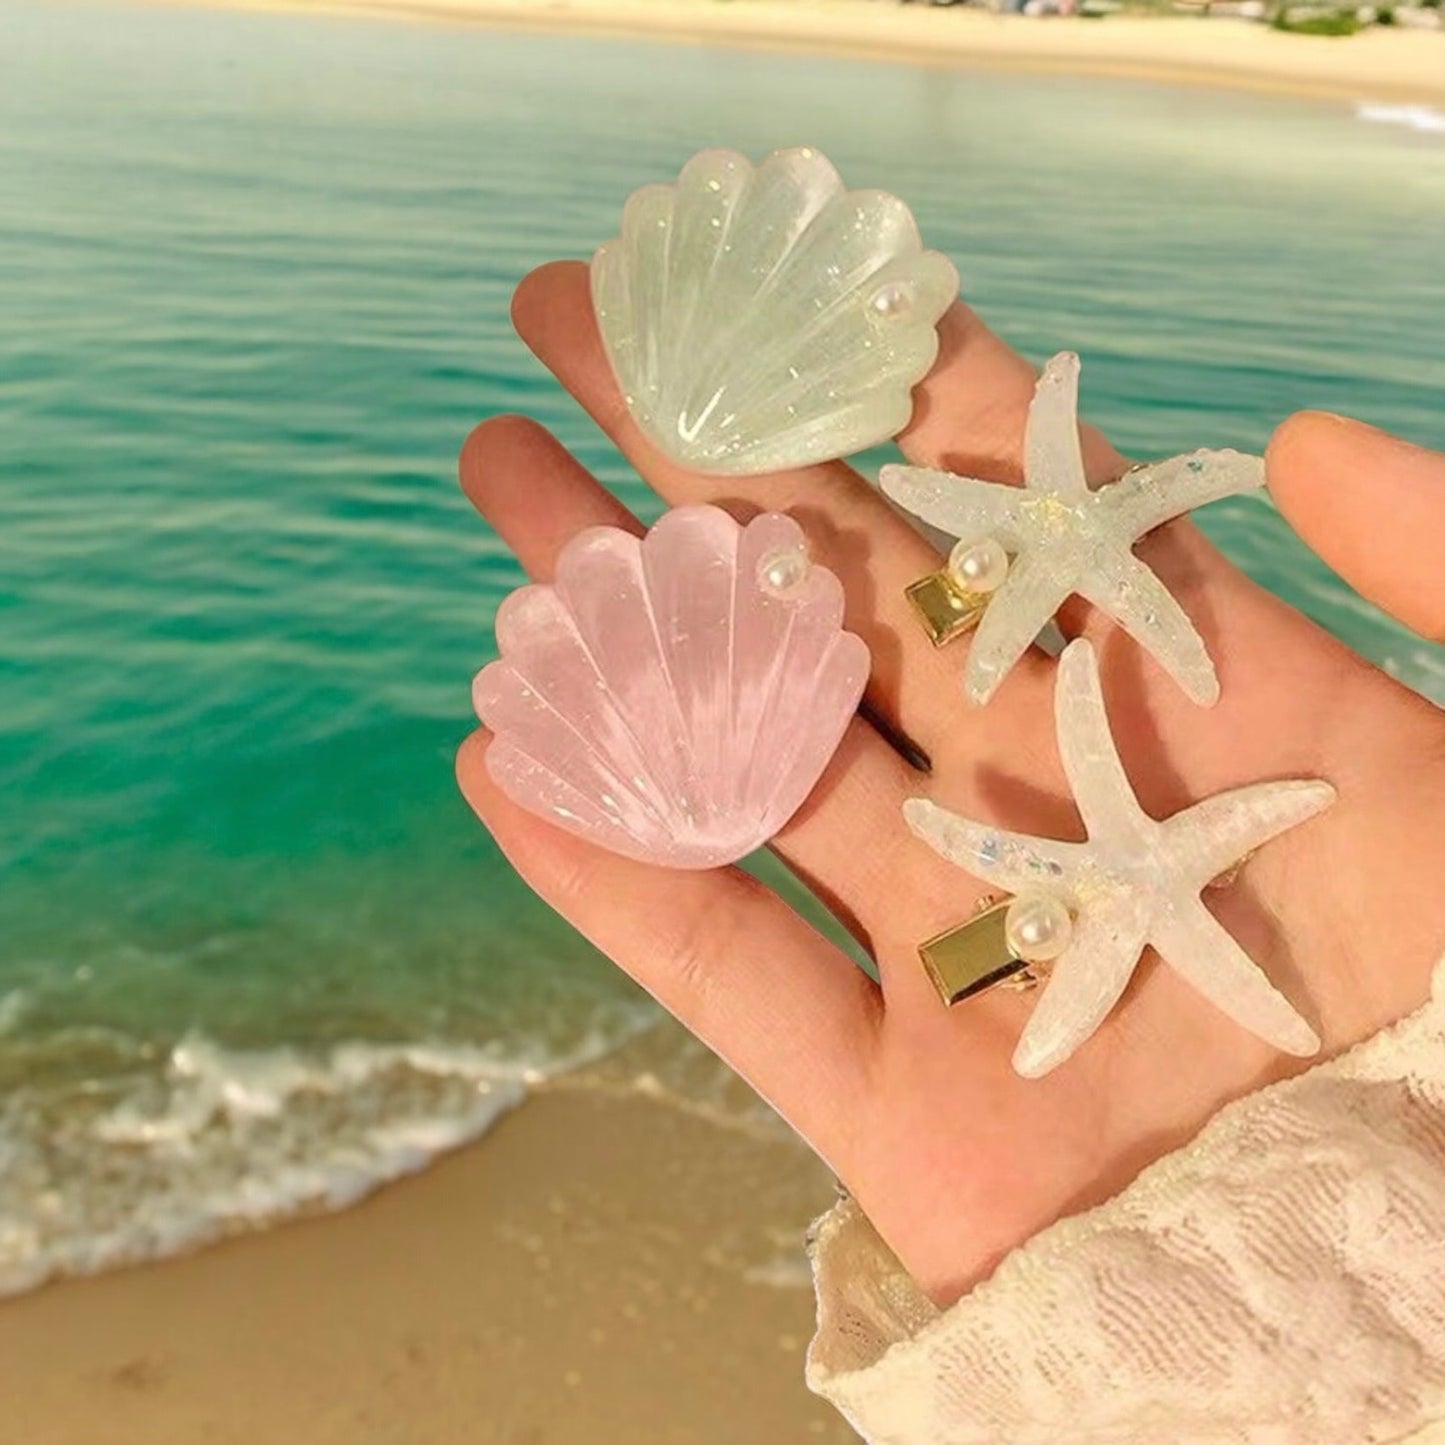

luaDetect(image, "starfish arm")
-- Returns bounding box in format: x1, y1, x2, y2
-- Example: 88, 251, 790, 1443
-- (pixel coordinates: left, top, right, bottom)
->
902, 798, 1085, 897
1012, 889, 1151, 1078
1162, 778, 1337, 886
1054, 639, 1153, 842
963, 546, 1068, 705
1107, 449, 1265, 538
1075, 549, 1220, 706
1026, 352, 1089, 498
1151, 899, 1320, 1057
879, 465, 1026, 549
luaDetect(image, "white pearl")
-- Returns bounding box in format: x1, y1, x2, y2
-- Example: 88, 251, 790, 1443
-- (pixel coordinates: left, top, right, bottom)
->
1004, 892, 1074, 964
757, 544, 809, 596
947, 537, 1009, 595
869, 281, 914, 319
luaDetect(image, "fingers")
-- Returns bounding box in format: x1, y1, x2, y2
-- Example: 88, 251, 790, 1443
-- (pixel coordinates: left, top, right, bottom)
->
461, 413, 640, 567
508, 261, 1241, 771
1267, 411, 1445, 642
459, 412, 936, 966
456, 729, 879, 1163
510, 260, 967, 761
503, 264, 1096, 1007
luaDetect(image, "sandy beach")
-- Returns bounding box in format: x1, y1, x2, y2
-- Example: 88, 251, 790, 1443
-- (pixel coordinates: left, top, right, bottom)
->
175, 0, 1445, 104
0, 1068, 854, 1443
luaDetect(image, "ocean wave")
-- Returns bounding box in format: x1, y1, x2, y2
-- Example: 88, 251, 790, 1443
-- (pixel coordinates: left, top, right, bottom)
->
1356, 103, 1445, 135
0, 991, 27, 1037
0, 1009, 817, 1298
0, 1027, 639, 1297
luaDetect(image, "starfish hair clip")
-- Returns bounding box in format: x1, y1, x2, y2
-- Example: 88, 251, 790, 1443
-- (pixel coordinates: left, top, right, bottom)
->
882, 352, 1264, 707
907, 639, 1334, 1079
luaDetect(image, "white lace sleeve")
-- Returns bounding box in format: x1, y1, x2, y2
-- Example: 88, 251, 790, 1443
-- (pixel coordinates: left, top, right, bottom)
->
807, 958, 1445, 1445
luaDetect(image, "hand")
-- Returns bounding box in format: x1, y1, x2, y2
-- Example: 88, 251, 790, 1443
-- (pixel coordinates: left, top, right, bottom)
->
457, 263, 1445, 1304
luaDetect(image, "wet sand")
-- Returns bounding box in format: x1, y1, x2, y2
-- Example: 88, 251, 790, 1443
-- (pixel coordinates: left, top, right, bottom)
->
0, 1084, 856, 1443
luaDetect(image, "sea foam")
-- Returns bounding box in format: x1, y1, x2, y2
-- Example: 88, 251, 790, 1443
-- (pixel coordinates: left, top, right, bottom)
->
0, 1030, 636, 1296
1357, 103, 1445, 135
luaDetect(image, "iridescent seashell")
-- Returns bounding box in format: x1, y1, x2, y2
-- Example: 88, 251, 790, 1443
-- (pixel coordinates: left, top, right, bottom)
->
474, 505, 870, 868
591, 146, 959, 477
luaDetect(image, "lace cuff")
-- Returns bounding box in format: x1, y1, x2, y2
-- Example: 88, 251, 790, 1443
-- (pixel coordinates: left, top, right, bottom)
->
807, 959, 1445, 1445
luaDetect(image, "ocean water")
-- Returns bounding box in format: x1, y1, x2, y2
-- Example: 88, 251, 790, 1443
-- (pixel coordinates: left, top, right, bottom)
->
2, 0, 1443, 1292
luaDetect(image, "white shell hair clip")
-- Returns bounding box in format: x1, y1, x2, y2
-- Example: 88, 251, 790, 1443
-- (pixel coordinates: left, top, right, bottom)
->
883, 352, 1264, 707
475, 505, 868, 869
591, 146, 959, 476
907, 638, 1334, 1079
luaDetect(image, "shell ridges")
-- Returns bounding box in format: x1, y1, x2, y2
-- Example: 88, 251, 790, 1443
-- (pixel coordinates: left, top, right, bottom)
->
475, 506, 869, 868
591, 146, 959, 476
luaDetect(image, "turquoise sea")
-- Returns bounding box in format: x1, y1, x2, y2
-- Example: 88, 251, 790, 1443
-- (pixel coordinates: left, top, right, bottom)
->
2, 0, 1443, 1290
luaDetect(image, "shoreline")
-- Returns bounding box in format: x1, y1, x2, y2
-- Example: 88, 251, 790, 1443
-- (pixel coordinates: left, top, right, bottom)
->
163, 0, 1445, 105
0, 1014, 790, 1304
0, 1085, 850, 1443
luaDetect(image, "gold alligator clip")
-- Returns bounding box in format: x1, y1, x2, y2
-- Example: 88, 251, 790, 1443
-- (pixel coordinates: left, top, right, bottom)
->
903, 570, 990, 649
917, 896, 1053, 1007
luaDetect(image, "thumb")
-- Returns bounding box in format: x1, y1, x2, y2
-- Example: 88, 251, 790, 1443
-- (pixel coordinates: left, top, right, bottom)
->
1266, 411, 1445, 642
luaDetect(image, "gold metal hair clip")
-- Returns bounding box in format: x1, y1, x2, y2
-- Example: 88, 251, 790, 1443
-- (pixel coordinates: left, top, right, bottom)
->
903, 569, 992, 649
917, 895, 1057, 1007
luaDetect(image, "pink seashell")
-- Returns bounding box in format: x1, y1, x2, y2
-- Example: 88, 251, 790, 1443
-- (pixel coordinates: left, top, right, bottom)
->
474, 505, 869, 869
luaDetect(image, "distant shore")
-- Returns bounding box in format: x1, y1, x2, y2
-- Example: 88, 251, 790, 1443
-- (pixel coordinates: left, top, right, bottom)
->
172, 0, 1445, 104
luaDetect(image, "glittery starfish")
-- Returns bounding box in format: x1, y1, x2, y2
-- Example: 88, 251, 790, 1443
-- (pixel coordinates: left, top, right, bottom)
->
880, 351, 1264, 707
904, 639, 1333, 1078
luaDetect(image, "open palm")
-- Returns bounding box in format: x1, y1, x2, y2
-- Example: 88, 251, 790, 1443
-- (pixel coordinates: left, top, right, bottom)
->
457, 261, 1445, 1303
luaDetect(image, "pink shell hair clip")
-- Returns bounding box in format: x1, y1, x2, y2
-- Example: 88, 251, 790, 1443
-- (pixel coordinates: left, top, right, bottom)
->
474, 506, 869, 868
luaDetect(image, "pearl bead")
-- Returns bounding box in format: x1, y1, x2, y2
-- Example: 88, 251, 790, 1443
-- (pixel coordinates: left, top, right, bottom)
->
1004, 892, 1074, 964
869, 281, 914, 319
947, 537, 1009, 595
757, 544, 809, 597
